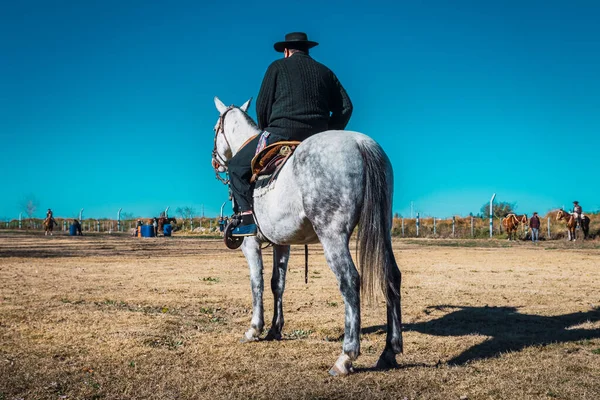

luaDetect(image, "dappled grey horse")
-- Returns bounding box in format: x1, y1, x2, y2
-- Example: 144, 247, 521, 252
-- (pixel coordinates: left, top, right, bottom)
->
211, 97, 402, 375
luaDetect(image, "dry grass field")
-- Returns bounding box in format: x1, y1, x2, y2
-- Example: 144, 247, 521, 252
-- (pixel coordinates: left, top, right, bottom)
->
1, 231, 599, 400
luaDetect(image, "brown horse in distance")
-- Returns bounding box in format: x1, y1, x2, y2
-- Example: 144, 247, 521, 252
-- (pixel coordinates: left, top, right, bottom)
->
43, 217, 58, 236
157, 216, 177, 235
556, 209, 590, 241
502, 214, 528, 241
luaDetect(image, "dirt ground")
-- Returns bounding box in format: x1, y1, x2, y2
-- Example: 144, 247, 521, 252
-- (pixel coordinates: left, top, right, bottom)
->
1, 231, 599, 400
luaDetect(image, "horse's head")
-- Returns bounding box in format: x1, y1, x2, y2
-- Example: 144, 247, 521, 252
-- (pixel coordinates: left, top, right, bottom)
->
212, 96, 253, 174
519, 214, 528, 224
556, 209, 567, 221
504, 213, 516, 223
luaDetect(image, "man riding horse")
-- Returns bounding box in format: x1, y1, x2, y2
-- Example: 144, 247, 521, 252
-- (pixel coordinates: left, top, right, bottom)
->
572, 201, 583, 227
44, 208, 58, 236
226, 32, 353, 236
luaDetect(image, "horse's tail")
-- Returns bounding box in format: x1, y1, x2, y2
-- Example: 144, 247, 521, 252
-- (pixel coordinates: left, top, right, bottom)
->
356, 138, 398, 305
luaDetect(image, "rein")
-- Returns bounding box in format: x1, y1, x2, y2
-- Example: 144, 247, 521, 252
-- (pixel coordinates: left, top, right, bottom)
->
212, 106, 236, 185
211, 107, 260, 185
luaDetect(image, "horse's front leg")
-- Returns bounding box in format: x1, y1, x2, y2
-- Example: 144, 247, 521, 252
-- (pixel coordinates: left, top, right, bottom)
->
265, 245, 290, 340
240, 237, 265, 342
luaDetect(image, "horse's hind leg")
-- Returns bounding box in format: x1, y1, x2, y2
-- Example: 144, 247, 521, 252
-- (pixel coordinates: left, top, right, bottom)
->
240, 237, 265, 342
376, 244, 403, 369
265, 245, 290, 340
320, 235, 360, 376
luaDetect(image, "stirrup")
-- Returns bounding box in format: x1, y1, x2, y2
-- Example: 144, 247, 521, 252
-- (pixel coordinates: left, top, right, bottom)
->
224, 215, 244, 249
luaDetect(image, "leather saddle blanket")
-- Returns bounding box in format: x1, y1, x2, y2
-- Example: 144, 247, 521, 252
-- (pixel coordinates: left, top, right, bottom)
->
250, 141, 300, 184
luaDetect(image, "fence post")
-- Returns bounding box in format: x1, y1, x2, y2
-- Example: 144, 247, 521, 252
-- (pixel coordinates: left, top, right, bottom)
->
416, 213, 420, 237
547, 217, 551, 239
96, 220, 100, 232
19, 213, 22, 229
433, 217, 436, 236
452, 216, 456, 237
401, 218, 404, 237
489, 193, 496, 238
471, 216, 474, 237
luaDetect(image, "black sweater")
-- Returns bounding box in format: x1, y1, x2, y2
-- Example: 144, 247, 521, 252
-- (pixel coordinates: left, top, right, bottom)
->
256, 53, 353, 140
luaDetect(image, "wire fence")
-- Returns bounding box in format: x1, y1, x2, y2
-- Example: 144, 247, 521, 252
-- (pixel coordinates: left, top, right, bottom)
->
392, 213, 600, 240
0, 217, 222, 234
2, 213, 598, 240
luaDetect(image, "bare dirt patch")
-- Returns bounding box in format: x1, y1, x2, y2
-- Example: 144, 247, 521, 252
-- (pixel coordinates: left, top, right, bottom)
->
1, 232, 599, 399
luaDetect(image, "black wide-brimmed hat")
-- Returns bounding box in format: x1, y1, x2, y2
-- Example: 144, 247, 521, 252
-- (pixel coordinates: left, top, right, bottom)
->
573, 200, 579, 204
274, 32, 319, 52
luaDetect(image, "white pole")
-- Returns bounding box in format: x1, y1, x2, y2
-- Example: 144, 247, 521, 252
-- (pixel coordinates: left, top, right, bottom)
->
452, 216, 456, 237
401, 218, 404, 237
489, 193, 496, 238
416, 213, 420, 237
79, 208, 84, 223
19, 212, 22, 229
547, 217, 551, 239
117, 208, 122, 232
433, 217, 436, 235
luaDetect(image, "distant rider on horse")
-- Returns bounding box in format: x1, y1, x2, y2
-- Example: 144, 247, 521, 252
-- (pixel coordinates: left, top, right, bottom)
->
46, 208, 57, 225
227, 32, 353, 237
572, 201, 583, 227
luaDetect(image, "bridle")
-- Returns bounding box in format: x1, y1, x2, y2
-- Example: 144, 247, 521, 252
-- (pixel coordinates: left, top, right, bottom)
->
212, 105, 235, 185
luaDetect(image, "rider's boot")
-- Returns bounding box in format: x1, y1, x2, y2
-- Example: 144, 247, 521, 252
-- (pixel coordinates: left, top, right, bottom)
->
231, 212, 257, 237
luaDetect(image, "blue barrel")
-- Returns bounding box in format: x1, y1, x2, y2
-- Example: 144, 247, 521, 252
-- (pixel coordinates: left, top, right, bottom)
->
69, 224, 77, 236
163, 224, 172, 237
141, 225, 155, 238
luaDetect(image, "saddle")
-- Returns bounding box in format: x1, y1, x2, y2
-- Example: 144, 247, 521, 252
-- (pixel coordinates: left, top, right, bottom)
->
250, 141, 300, 183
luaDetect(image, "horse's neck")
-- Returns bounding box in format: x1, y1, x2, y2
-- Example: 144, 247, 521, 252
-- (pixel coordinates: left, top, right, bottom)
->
227, 111, 260, 156
560, 211, 573, 224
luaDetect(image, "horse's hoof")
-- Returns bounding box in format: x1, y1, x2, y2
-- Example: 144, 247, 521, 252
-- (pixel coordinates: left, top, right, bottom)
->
375, 351, 399, 370
329, 354, 353, 376
264, 330, 282, 341
239, 328, 261, 343
239, 335, 259, 344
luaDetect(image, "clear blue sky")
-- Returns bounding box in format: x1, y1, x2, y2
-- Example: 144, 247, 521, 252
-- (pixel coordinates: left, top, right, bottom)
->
1, 0, 599, 220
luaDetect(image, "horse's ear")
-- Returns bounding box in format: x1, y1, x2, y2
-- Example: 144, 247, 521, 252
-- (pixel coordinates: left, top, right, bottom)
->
214, 96, 228, 114
240, 97, 252, 112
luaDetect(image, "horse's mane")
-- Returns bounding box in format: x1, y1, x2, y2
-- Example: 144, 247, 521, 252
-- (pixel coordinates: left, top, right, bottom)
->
237, 107, 258, 128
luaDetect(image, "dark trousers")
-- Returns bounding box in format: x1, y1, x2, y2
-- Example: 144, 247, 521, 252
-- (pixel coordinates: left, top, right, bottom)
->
228, 128, 320, 212
229, 130, 306, 212
228, 136, 261, 212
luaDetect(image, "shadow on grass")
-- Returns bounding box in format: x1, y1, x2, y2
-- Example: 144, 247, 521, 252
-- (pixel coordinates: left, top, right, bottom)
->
353, 305, 600, 371
400, 305, 600, 365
